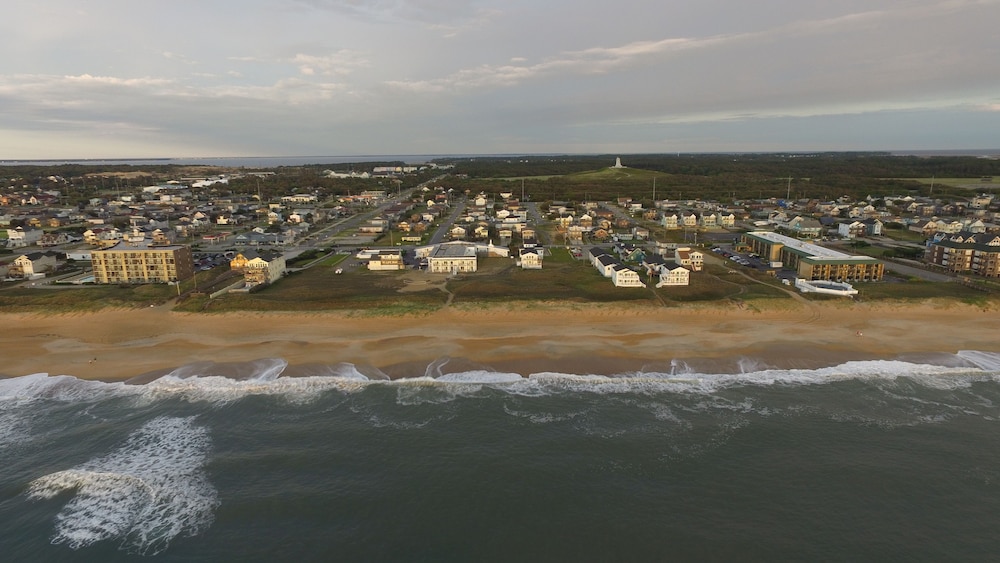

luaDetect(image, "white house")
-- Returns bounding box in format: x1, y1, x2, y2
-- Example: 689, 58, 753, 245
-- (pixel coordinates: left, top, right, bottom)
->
674, 247, 703, 271
655, 262, 690, 287
611, 264, 645, 287
517, 247, 543, 269
5, 227, 43, 248
7, 252, 57, 279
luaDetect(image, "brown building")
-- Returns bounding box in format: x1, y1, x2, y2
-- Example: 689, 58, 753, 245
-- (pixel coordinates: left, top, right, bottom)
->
925, 231, 1000, 277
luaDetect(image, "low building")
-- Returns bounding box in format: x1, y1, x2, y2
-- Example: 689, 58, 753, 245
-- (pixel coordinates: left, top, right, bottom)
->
91, 240, 194, 284
426, 243, 478, 273
368, 250, 406, 271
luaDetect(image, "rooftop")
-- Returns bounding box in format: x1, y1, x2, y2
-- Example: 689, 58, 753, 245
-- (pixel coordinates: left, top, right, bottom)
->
747, 231, 874, 261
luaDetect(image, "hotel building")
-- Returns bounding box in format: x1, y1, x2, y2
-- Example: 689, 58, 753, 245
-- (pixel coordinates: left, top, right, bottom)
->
742, 231, 884, 282
91, 240, 195, 284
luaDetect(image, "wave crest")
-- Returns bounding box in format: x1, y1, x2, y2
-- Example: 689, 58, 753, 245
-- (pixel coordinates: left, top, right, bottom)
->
27, 416, 219, 555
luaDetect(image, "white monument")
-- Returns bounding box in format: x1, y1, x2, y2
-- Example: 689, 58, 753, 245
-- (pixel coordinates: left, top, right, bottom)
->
613, 157, 625, 168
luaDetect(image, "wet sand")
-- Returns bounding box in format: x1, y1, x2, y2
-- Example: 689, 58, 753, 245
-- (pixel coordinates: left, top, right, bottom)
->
2, 300, 998, 380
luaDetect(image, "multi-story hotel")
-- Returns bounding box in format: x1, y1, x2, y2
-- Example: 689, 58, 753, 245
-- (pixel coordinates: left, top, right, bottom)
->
91, 240, 195, 284
743, 231, 884, 282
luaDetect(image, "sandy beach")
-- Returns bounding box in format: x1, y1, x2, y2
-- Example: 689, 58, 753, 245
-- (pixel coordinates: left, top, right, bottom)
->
2, 299, 998, 381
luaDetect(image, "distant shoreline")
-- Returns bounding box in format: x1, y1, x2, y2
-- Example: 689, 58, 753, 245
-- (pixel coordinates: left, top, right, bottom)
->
3, 149, 998, 168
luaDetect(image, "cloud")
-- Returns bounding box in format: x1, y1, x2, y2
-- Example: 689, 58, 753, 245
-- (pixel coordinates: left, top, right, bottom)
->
291, 51, 369, 76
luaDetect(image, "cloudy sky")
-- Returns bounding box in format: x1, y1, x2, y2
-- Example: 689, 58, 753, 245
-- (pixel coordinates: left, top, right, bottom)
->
2, 0, 998, 159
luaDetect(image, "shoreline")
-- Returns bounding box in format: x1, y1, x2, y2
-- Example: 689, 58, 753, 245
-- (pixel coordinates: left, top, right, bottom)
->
2, 300, 999, 381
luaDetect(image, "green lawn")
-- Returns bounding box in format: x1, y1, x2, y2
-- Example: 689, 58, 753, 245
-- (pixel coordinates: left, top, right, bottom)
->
854, 280, 997, 304
905, 177, 995, 187
188, 264, 446, 314
447, 256, 654, 304
0, 284, 177, 312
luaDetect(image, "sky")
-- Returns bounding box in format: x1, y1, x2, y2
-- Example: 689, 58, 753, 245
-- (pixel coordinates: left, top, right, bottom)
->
1, 0, 999, 159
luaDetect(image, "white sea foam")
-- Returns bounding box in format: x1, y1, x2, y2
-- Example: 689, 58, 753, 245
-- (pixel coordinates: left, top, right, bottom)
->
0, 373, 138, 406
26, 416, 219, 555
435, 371, 523, 384
1, 351, 998, 404
958, 350, 1000, 372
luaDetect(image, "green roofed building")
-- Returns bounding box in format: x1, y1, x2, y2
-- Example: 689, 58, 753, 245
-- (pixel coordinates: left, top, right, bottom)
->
742, 231, 884, 282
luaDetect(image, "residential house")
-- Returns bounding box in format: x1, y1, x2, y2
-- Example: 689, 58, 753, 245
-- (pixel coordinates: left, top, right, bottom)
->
6, 252, 57, 279
517, 247, 543, 269
838, 221, 867, 239
241, 251, 287, 286
589, 248, 618, 278
674, 247, 703, 272
611, 264, 645, 287
784, 216, 822, 238
37, 232, 74, 247
5, 227, 43, 248
655, 261, 690, 287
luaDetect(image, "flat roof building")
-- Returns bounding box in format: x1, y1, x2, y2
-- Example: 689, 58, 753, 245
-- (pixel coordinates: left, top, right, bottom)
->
91, 240, 194, 284
427, 243, 478, 274
743, 231, 884, 282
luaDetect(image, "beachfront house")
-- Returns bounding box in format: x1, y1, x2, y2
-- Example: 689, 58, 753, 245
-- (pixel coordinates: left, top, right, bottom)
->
242, 251, 287, 286
6, 252, 57, 279
517, 247, 543, 270
611, 264, 645, 287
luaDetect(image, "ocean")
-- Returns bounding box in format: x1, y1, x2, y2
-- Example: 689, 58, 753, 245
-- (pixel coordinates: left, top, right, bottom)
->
3, 351, 1000, 561
0, 155, 517, 168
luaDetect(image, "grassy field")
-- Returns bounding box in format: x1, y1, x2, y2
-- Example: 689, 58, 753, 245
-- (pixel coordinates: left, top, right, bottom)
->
905, 177, 996, 187
854, 280, 996, 304
0, 284, 177, 312
183, 263, 447, 314
881, 225, 928, 243
447, 257, 655, 304
4, 249, 995, 315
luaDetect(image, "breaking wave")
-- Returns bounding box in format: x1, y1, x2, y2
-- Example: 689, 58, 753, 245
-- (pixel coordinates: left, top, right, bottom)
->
26, 416, 219, 555
1, 351, 999, 406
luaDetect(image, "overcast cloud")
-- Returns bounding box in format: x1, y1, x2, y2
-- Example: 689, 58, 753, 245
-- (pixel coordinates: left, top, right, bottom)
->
1, 0, 998, 158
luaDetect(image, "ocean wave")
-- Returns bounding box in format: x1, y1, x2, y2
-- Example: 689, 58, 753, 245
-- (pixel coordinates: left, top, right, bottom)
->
2, 351, 999, 405
26, 416, 218, 556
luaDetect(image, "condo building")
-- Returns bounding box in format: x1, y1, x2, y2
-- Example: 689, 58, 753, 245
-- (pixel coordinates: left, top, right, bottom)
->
91, 240, 195, 284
